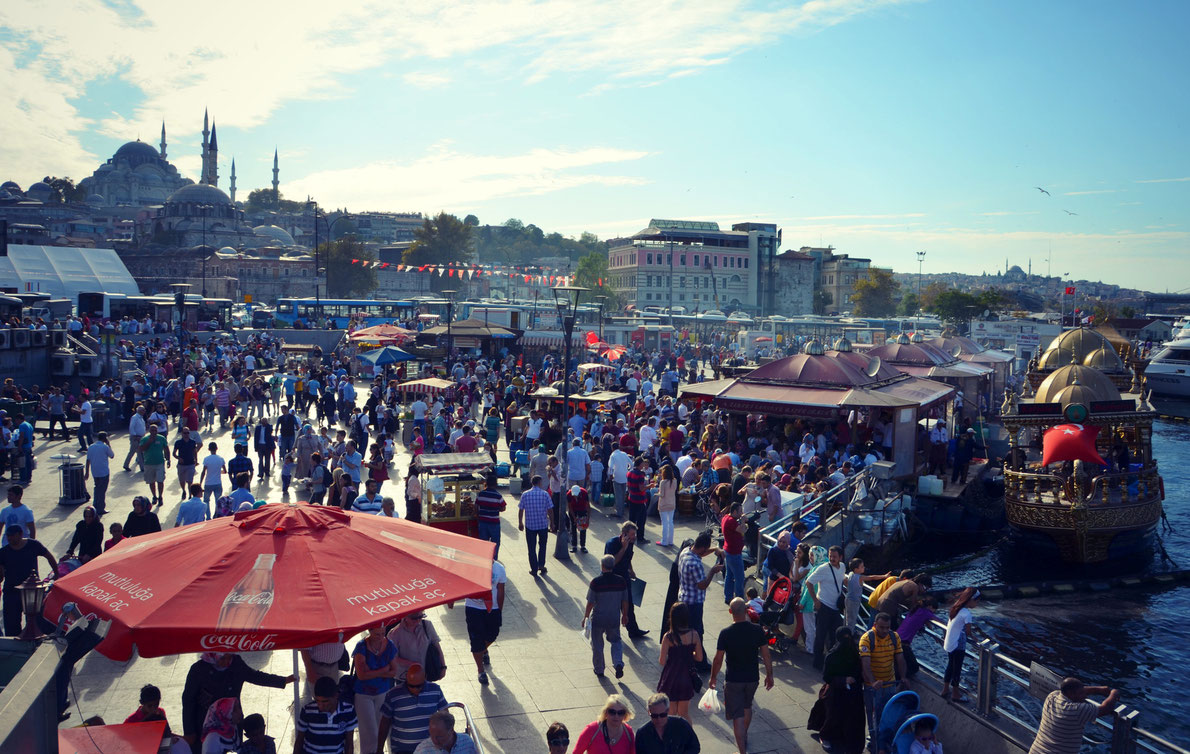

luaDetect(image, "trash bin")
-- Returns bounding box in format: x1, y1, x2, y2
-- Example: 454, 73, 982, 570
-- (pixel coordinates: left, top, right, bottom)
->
59, 461, 88, 506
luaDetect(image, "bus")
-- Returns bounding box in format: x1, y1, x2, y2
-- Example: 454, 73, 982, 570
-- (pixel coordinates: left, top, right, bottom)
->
77, 292, 232, 331
272, 298, 424, 328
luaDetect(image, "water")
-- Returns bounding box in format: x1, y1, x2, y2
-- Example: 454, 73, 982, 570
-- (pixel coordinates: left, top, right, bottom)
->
901, 419, 1190, 743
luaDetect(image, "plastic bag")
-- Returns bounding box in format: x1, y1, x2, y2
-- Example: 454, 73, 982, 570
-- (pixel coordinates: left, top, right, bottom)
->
698, 687, 723, 716
582, 621, 591, 640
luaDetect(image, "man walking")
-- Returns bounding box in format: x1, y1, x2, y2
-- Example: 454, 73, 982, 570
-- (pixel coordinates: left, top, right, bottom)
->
518, 475, 554, 577
137, 424, 170, 508
635, 693, 700, 754
582, 555, 630, 678
806, 544, 847, 670
604, 521, 649, 639
626, 455, 650, 545
465, 559, 506, 685
860, 612, 910, 754
377, 664, 448, 754
123, 405, 146, 472
720, 502, 747, 602
1, 525, 57, 636
475, 474, 506, 559
83, 432, 114, 516
709, 598, 773, 754
676, 531, 724, 669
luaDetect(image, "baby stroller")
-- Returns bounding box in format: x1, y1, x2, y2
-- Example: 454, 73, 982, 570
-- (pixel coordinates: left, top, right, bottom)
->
750, 575, 797, 652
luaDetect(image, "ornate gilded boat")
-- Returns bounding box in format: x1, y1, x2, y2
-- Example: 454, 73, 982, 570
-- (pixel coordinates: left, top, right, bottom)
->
1002, 329, 1163, 564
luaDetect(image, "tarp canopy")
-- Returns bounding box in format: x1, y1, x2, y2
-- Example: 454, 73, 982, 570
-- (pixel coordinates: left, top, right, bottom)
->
578, 363, 615, 373
398, 377, 454, 395
711, 376, 954, 418
894, 362, 993, 379
59, 721, 167, 754
421, 318, 519, 339
1, 244, 139, 299
349, 324, 416, 345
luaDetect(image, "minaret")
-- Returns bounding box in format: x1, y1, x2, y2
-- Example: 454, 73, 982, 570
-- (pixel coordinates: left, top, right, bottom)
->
201, 109, 210, 184
229, 158, 237, 203
207, 122, 219, 187
272, 148, 280, 197
160, 121, 167, 160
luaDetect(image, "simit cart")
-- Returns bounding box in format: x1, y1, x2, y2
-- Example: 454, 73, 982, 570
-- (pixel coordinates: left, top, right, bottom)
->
415, 451, 494, 538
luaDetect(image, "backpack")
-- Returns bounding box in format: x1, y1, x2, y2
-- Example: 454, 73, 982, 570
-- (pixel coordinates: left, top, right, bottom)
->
214, 495, 237, 518
320, 465, 333, 489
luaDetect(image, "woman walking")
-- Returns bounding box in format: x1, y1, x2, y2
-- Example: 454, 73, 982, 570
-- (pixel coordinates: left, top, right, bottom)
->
352, 625, 399, 754
654, 464, 677, 546
656, 603, 703, 720
572, 694, 635, 754
818, 626, 866, 753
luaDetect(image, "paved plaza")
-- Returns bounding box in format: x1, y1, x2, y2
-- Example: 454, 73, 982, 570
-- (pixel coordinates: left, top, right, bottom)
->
17, 397, 847, 754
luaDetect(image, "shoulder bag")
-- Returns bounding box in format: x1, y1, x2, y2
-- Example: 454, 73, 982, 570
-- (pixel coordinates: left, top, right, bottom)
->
422, 619, 447, 682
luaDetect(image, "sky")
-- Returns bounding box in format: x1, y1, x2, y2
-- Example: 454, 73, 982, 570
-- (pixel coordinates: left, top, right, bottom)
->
2, 0, 1188, 291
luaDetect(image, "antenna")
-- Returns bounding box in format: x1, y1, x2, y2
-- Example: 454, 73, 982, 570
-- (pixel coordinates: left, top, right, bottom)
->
865, 356, 883, 377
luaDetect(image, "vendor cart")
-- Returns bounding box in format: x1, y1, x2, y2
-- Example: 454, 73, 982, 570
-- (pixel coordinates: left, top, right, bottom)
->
415, 452, 493, 538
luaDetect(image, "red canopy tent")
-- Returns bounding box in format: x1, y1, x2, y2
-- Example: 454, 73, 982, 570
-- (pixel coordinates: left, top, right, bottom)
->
59, 721, 167, 754
348, 324, 416, 345
44, 503, 495, 661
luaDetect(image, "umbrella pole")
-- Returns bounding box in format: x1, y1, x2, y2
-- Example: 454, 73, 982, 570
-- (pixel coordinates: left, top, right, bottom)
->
292, 648, 301, 720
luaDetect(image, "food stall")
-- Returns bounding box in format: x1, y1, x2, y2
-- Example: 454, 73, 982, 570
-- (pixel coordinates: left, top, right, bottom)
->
415, 452, 493, 537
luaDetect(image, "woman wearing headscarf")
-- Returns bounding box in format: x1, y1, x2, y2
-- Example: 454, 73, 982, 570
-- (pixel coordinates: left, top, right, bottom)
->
65, 506, 104, 562
181, 653, 293, 751
199, 697, 240, 753
294, 425, 320, 480
816, 626, 866, 753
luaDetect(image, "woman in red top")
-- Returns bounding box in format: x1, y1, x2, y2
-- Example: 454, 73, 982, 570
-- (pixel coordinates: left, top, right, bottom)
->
572, 694, 635, 754
566, 485, 590, 553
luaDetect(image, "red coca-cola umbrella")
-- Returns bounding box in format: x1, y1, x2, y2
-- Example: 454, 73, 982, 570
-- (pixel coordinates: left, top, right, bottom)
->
1041, 423, 1107, 467
43, 503, 495, 661
349, 323, 416, 345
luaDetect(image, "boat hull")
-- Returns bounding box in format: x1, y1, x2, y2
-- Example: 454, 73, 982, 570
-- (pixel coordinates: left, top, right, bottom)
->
1005, 498, 1162, 564
1144, 367, 1190, 397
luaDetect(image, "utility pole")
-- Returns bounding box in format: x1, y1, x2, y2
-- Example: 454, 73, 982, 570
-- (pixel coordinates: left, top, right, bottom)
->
916, 250, 927, 297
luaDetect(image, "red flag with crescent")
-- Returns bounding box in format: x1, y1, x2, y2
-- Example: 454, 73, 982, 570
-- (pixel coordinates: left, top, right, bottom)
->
1041, 424, 1106, 466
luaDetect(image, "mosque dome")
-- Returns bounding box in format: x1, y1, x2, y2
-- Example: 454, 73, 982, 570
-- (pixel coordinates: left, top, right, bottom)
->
1035, 364, 1121, 404
113, 140, 161, 168
167, 183, 232, 206
26, 182, 52, 201
218, 246, 238, 254
1, 181, 20, 193
252, 224, 296, 246
86, 194, 105, 205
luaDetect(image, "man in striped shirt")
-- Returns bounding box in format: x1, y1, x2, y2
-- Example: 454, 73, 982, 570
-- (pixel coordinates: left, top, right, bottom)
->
517, 475, 554, 577
1029, 678, 1120, 754
626, 456, 650, 545
378, 664, 448, 754
475, 474, 506, 559
295, 676, 358, 754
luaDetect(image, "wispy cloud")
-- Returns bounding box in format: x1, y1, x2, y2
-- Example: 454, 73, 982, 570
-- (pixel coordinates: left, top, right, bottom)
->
287, 142, 650, 210
1062, 189, 1119, 196
1134, 176, 1190, 183
980, 210, 1039, 216
800, 213, 926, 220
403, 71, 452, 89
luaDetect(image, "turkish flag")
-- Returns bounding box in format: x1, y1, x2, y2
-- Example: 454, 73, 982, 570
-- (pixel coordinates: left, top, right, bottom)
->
1065, 286, 1076, 295
1041, 424, 1106, 467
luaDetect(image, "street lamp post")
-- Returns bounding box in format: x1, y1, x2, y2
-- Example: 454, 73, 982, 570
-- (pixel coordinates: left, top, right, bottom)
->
668, 234, 675, 328
552, 284, 588, 562
313, 206, 354, 325
441, 289, 457, 359
916, 250, 927, 299
595, 294, 608, 341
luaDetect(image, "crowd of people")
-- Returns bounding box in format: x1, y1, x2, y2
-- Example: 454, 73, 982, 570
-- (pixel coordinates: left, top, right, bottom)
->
0, 329, 1127, 754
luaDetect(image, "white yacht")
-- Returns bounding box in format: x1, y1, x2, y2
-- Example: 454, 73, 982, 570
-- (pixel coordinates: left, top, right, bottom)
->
1145, 337, 1190, 396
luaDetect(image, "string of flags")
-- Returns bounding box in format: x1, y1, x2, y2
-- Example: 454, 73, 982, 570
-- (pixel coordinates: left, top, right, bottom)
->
345, 260, 604, 287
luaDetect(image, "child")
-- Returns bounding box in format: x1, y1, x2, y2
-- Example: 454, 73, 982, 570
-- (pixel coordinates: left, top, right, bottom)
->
897, 596, 938, 679
746, 587, 764, 617
942, 587, 983, 703
104, 522, 124, 551
909, 718, 943, 754
845, 558, 891, 633
237, 712, 277, 754
589, 453, 605, 503
281, 453, 296, 495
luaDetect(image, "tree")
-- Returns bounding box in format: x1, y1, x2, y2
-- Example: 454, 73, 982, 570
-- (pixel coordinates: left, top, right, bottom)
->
812, 287, 832, 315
244, 188, 305, 213
929, 289, 981, 323
322, 238, 376, 298
42, 176, 86, 204
503, 218, 524, 231
573, 251, 622, 311
898, 291, 920, 316
403, 212, 475, 266
919, 281, 948, 312
851, 268, 900, 317
463, 214, 479, 227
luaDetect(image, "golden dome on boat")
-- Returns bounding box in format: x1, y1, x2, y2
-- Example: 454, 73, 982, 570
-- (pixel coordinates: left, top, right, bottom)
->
1036, 364, 1121, 404
1042, 328, 1115, 364
1082, 346, 1126, 372
1038, 348, 1076, 369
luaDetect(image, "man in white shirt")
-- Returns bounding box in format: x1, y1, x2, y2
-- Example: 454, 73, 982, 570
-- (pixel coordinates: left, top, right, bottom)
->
410, 396, 429, 438
564, 438, 591, 486
805, 545, 847, 670
464, 559, 506, 685
83, 432, 115, 516
74, 398, 94, 451
124, 406, 147, 472
928, 420, 949, 478
639, 419, 658, 459
607, 447, 632, 519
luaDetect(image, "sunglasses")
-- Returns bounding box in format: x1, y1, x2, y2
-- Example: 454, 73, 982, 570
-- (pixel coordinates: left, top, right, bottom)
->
649, 712, 668, 719
548, 739, 570, 747
407, 614, 426, 621
606, 709, 628, 717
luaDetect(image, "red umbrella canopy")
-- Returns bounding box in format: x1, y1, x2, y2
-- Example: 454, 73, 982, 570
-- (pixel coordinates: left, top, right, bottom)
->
349, 324, 416, 345
1041, 423, 1107, 467
44, 503, 495, 660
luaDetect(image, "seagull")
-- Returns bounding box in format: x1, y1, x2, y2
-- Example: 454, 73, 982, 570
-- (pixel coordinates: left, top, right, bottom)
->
1035, 186, 1051, 196
1063, 209, 1078, 216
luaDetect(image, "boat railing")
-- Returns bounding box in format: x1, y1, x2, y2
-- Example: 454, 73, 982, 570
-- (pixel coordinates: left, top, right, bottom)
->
857, 586, 1186, 754
1005, 468, 1162, 507
445, 701, 485, 754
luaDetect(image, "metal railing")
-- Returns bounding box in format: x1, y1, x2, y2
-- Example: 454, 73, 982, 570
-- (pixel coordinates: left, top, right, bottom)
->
858, 588, 1186, 754
446, 701, 485, 754
1004, 468, 1162, 507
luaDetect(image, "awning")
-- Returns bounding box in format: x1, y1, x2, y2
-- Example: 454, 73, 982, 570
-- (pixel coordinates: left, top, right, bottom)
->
415, 452, 494, 474
893, 361, 992, 379
678, 378, 735, 401
711, 375, 955, 417
398, 377, 454, 395
960, 350, 1014, 364
878, 377, 955, 412
579, 363, 615, 373
59, 721, 168, 754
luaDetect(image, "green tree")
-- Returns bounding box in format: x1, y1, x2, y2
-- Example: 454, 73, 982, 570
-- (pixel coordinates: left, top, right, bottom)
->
812, 286, 832, 315
244, 188, 306, 213
463, 214, 479, 227
42, 176, 86, 204
403, 212, 475, 266
851, 268, 900, 316
898, 291, 920, 316
929, 289, 981, 323
322, 238, 377, 298
573, 251, 622, 310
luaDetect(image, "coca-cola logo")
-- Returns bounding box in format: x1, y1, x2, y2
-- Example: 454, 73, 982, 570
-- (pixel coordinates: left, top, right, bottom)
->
224, 591, 274, 607
199, 633, 279, 652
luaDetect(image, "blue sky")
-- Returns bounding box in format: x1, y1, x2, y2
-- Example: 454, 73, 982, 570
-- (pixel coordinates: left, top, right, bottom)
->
2, 0, 1187, 290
